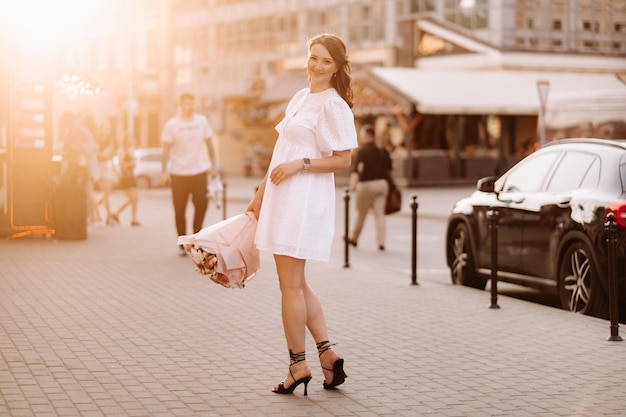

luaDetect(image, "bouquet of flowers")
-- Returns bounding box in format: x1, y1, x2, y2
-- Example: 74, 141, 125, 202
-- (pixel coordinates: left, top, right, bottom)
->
186, 246, 232, 287
178, 212, 260, 289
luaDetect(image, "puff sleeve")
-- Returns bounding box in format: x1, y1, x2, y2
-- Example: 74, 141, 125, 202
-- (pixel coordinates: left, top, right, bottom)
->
316, 97, 358, 153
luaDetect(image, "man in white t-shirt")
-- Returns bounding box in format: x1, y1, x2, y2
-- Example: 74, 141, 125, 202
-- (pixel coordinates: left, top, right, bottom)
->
161, 93, 218, 255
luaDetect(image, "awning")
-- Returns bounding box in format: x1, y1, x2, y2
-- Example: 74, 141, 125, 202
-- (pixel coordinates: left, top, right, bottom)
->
370, 67, 626, 116
259, 70, 308, 122
260, 70, 308, 103
545, 89, 626, 129
352, 67, 413, 117
259, 66, 414, 119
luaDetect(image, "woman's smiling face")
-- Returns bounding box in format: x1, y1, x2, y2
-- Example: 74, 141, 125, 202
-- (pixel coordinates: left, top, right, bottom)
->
307, 43, 338, 90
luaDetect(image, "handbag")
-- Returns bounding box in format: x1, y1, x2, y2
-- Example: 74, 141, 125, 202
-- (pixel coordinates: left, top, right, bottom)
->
385, 185, 402, 215
378, 146, 401, 215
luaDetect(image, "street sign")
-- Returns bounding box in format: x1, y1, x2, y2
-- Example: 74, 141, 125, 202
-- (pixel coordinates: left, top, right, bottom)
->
537, 80, 550, 115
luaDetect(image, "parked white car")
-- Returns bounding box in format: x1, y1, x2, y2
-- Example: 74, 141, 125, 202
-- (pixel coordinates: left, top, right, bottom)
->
133, 148, 163, 188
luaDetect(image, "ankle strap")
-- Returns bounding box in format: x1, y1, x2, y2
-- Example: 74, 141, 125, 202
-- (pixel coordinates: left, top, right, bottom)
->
316, 340, 336, 357
289, 349, 306, 365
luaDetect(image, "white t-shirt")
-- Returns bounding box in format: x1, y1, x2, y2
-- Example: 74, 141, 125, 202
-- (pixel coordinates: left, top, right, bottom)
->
161, 114, 213, 176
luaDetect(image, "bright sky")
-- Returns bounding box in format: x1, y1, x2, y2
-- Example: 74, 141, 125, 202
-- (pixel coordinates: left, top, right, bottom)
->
0, 0, 118, 57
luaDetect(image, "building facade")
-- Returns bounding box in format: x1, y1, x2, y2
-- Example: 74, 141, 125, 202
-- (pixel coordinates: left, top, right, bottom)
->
3, 0, 624, 237
51, 0, 626, 181
163, 0, 625, 182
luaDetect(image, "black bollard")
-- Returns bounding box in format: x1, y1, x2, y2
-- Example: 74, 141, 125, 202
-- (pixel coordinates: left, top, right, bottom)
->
488, 208, 500, 309
411, 194, 419, 286
222, 181, 227, 220
343, 188, 350, 268
605, 213, 622, 342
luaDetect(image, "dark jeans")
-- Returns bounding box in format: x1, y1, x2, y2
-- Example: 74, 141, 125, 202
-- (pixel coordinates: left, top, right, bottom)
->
170, 172, 209, 237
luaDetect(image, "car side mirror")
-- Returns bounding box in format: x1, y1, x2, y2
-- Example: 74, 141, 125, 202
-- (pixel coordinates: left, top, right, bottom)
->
477, 176, 495, 193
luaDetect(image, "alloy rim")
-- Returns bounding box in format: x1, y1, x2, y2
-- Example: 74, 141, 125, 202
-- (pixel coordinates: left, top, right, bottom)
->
452, 229, 468, 283
563, 248, 591, 312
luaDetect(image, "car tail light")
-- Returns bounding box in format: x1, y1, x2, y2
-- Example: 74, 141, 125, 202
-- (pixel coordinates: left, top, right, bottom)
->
606, 202, 626, 228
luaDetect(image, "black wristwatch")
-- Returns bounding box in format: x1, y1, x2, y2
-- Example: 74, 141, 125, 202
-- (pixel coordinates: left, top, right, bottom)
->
303, 158, 311, 171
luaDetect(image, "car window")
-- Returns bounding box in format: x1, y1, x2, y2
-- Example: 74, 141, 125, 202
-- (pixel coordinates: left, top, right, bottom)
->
499, 152, 559, 193
144, 154, 161, 162
546, 151, 600, 192
135, 153, 160, 162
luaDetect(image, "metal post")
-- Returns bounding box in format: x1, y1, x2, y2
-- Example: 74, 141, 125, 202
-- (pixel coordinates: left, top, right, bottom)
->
538, 111, 546, 148
221, 181, 227, 220
411, 194, 419, 286
605, 213, 622, 342
343, 188, 350, 268
537, 80, 550, 147
488, 208, 500, 309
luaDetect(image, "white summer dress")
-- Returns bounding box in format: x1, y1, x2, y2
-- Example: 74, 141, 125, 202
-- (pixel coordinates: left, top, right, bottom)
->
255, 87, 358, 261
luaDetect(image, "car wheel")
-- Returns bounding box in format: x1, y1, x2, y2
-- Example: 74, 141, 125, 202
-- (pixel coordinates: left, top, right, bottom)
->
449, 223, 487, 289
136, 176, 151, 189
557, 241, 606, 317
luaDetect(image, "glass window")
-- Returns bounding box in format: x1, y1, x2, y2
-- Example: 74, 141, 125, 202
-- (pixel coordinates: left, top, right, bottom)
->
397, 0, 436, 14
147, 154, 161, 162
579, 157, 600, 189
348, 1, 385, 45
498, 152, 560, 193
546, 151, 600, 192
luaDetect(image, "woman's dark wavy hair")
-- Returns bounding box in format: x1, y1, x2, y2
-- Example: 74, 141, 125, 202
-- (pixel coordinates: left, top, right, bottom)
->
307, 33, 353, 108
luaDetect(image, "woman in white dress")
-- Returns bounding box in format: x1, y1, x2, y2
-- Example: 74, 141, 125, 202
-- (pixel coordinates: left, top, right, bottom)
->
247, 33, 357, 396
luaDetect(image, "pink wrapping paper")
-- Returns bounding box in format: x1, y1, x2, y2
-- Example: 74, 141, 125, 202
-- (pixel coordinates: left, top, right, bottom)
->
177, 212, 260, 289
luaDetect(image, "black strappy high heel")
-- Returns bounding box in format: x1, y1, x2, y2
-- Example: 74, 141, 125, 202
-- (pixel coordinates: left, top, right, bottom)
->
272, 350, 312, 396
317, 340, 347, 390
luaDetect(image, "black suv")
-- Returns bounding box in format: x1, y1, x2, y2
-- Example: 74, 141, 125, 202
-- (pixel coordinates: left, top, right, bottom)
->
446, 138, 626, 319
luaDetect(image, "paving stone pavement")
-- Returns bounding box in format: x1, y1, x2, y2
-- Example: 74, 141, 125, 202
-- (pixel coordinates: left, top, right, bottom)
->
1, 177, 625, 417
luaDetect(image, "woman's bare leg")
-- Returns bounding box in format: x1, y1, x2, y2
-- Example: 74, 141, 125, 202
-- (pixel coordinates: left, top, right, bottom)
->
99, 178, 113, 219
274, 254, 311, 389
87, 181, 101, 223
128, 188, 139, 223
115, 188, 139, 224
115, 190, 130, 218
303, 283, 342, 385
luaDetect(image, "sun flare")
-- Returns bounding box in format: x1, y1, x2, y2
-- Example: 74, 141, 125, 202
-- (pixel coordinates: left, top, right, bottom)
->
0, 0, 111, 57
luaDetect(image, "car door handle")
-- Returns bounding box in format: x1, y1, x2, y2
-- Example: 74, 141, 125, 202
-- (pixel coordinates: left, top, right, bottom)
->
496, 193, 525, 204
557, 195, 572, 208
503, 196, 525, 204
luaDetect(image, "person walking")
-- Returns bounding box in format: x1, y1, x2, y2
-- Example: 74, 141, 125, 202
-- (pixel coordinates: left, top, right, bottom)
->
347, 124, 391, 251
93, 120, 117, 226
111, 137, 140, 226
62, 112, 101, 224
161, 93, 218, 256
247, 33, 357, 395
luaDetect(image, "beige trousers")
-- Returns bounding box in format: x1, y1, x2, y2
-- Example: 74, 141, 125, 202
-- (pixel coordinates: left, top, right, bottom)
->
350, 179, 388, 247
